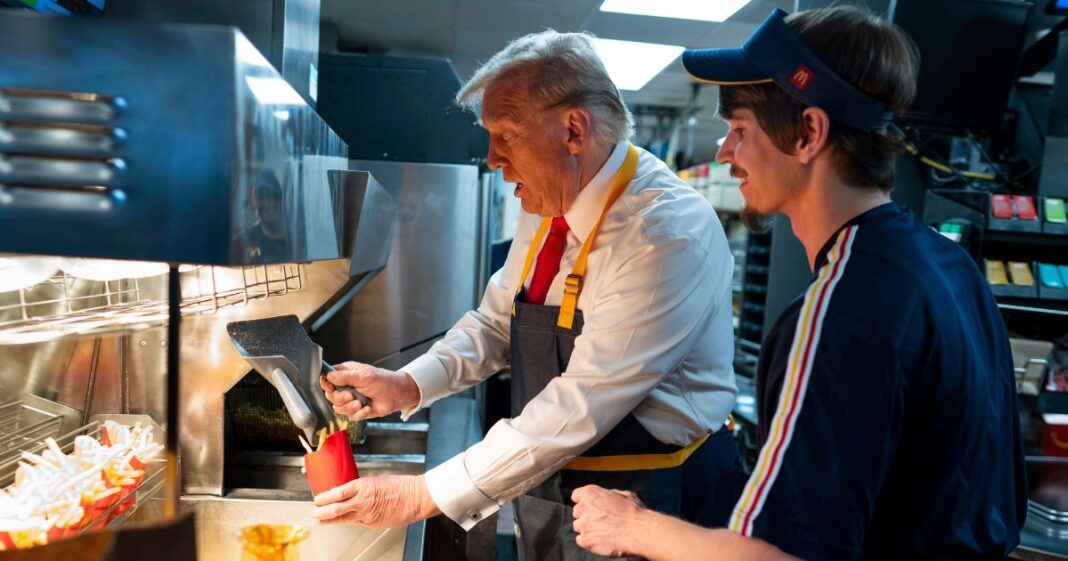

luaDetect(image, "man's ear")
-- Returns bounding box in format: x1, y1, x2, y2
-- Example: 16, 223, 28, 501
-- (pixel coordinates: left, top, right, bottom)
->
564, 108, 593, 155
796, 106, 831, 164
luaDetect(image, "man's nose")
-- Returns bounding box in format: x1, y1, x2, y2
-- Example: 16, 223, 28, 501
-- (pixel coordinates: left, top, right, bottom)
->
487, 141, 507, 170
715, 136, 733, 165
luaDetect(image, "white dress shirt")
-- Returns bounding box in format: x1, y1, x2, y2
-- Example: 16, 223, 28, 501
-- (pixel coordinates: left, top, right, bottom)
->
402, 141, 737, 530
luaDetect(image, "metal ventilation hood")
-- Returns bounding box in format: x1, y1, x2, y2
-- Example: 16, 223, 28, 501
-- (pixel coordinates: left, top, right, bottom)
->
105, 0, 322, 109
0, 11, 348, 266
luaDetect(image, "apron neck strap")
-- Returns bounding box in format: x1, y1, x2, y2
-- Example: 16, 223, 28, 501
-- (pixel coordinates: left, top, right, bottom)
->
513, 144, 641, 329
514, 217, 553, 311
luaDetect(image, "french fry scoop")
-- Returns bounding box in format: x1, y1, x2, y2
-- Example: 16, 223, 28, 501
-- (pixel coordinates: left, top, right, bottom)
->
226, 315, 369, 445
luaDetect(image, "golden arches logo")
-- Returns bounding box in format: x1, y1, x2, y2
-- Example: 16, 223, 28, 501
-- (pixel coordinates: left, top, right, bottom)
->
790, 65, 813, 90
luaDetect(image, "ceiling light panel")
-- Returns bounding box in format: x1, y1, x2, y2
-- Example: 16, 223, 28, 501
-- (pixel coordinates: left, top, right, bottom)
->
599, 0, 751, 23
591, 38, 685, 91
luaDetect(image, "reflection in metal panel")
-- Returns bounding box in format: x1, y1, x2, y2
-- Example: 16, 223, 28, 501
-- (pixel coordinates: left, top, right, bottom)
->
315, 161, 485, 367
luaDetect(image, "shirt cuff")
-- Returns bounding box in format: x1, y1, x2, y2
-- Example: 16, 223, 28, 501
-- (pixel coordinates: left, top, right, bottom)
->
398, 353, 451, 421
424, 453, 501, 531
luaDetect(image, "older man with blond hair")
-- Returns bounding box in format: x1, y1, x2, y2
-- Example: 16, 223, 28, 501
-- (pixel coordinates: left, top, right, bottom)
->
314, 30, 742, 559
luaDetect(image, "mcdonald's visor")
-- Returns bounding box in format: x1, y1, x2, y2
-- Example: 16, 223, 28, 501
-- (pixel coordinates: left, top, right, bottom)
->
682, 8, 893, 131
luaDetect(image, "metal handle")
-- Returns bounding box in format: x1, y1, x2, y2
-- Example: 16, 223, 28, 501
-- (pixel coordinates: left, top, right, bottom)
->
321, 360, 370, 406
0, 91, 121, 123
0, 153, 124, 184
0, 184, 119, 212
268, 367, 315, 434
0, 123, 121, 155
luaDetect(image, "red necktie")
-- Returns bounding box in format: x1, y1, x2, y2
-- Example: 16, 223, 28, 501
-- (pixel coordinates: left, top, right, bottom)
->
526, 216, 570, 305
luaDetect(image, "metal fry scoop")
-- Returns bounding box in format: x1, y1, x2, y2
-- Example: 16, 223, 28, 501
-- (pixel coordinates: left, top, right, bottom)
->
226, 314, 369, 445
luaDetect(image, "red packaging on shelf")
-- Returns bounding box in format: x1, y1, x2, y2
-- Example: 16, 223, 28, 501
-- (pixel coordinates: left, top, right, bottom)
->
1044, 414, 1068, 458
1013, 195, 1038, 220
304, 430, 359, 497
991, 194, 1013, 218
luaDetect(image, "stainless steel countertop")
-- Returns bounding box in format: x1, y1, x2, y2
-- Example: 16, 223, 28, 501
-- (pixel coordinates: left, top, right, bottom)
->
182, 494, 407, 561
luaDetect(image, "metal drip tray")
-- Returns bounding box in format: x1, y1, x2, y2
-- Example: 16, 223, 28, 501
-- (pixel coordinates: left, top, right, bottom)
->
181, 495, 407, 561
199, 421, 427, 561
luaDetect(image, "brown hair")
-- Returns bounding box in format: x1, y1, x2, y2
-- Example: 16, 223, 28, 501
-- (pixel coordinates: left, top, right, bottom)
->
718, 6, 920, 192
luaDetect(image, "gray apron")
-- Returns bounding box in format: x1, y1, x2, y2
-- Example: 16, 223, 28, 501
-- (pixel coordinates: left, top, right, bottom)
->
509, 298, 742, 561
507, 146, 741, 561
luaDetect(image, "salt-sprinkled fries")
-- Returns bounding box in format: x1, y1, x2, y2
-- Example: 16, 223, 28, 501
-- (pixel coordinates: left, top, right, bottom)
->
313, 418, 349, 452
0, 420, 162, 549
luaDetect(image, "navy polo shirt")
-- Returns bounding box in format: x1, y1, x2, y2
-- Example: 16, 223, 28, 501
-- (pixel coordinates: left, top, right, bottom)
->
731, 203, 1027, 560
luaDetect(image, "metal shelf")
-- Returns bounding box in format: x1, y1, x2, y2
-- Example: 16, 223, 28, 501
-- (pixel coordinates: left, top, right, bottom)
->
986, 230, 1068, 247
998, 301, 1068, 317
0, 400, 63, 470
0, 264, 304, 345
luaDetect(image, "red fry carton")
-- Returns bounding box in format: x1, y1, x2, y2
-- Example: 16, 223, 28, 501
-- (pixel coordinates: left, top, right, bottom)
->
304, 430, 359, 497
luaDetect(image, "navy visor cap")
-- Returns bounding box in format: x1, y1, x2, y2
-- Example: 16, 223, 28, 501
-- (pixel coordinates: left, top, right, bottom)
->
682, 8, 893, 131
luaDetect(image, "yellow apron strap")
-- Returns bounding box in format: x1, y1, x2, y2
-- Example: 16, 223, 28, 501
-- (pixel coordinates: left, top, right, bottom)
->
512, 217, 552, 316
509, 145, 712, 474
557, 144, 640, 329
511, 144, 640, 323
565, 432, 711, 472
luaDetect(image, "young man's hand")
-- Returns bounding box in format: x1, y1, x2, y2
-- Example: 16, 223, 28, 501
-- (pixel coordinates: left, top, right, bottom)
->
571, 484, 647, 557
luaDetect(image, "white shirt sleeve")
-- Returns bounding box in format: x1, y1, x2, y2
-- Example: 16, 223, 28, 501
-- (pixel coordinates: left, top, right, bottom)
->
399, 212, 537, 418
423, 234, 723, 529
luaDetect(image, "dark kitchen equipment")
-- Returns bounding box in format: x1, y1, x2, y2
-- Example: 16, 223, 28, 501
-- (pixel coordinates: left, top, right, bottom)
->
227, 314, 367, 445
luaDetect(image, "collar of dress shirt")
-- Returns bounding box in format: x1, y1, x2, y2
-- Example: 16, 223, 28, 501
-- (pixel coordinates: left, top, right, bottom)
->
563, 140, 629, 244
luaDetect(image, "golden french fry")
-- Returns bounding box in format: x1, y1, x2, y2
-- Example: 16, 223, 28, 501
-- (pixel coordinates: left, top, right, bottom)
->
91, 487, 121, 501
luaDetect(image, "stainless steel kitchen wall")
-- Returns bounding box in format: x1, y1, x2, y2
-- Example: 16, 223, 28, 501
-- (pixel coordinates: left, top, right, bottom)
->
314, 161, 487, 371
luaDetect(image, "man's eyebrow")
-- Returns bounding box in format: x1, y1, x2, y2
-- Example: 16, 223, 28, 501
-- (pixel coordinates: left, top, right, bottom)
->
481, 111, 513, 128
719, 110, 751, 123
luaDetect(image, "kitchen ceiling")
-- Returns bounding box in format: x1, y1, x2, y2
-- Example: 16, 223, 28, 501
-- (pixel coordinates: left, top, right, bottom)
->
320, 0, 794, 166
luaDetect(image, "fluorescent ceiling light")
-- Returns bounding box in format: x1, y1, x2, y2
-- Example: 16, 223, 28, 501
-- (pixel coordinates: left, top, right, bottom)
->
245, 76, 305, 106
600, 0, 751, 23
591, 38, 684, 91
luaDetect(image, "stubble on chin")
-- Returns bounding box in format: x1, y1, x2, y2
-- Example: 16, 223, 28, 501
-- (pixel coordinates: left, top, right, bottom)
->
740, 205, 772, 232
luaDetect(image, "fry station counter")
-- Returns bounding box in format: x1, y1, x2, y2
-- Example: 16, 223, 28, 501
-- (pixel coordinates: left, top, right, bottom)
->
0, 10, 483, 560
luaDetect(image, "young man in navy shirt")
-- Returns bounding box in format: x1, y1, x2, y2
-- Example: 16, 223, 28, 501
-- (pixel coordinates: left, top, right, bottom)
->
570, 6, 1026, 560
